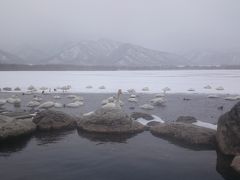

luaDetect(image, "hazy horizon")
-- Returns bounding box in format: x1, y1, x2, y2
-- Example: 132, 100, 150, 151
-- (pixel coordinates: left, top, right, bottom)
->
0, 0, 240, 54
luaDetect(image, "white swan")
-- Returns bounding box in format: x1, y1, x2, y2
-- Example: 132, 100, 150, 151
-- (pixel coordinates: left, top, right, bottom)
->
7, 95, 21, 104
216, 86, 224, 91
53, 95, 61, 99
142, 87, 149, 91
99, 85, 106, 89
207, 94, 220, 98
102, 89, 122, 110
128, 97, 138, 103
150, 97, 166, 106
54, 102, 64, 108
204, 85, 212, 89
67, 94, 78, 99
38, 101, 55, 109
66, 101, 84, 108
188, 88, 195, 92
224, 96, 240, 101
86, 85, 93, 89
27, 101, 40, 108
0, 99, 6, 107
155, 93, 165, 98
72, 96, 84, 102
33, 96, 42, 102
140, 104, 154, 110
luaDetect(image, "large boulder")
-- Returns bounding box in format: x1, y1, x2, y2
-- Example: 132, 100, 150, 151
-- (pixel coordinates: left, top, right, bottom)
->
231, 156, 240, 173
216, 101, 240, 155
78, 108, 145, 133
151, 122, 216, 149
33, 110, 77, 130
0, 115, 36, 140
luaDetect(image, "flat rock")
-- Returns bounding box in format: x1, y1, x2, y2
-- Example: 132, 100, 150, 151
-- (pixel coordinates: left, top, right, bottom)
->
33, 110, 77, 130
78, 108, 145, 134
216, 101, 240, 155
131, 112, 154, 120
151, 122, 216, 149
0, 115, 36, 140
176, 116, 197, 124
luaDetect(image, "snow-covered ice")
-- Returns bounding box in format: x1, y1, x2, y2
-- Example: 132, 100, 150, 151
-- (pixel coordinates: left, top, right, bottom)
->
0, 70, 240, 94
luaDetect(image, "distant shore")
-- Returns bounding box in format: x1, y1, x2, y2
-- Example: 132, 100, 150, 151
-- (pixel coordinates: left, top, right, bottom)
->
1, 63, 240, 71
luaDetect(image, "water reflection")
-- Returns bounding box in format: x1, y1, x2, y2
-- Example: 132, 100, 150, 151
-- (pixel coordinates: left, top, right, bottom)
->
0, 135, 32, 156
77, 129, 138, 143
33, 130, 76, 145
151, 133, 216, 151
216, 150, 240, 180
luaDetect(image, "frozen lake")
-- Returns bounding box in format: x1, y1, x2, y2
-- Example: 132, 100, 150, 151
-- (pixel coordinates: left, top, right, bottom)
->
0, 70, 240, 94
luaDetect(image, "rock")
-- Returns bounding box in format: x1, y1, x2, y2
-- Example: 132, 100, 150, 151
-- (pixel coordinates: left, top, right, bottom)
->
151, 123, 216, 149
3, 87, 12, 91
0, 115, 36, 140
78, 108, 145, 134
131, 112, 154, 120
216, 101, 240, 155
176, 116, 197, 124
146, 121, 161, 126
231, 156, 240, 173
33, 110, 77, 130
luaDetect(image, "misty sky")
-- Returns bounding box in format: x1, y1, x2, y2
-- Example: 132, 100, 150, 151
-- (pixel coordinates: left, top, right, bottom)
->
0, 0, 239, 53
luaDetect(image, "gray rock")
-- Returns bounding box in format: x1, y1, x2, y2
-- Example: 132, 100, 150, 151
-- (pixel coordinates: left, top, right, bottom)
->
231, 156, 240, 174
131, 112, 154, 120
33, 110, 77, 130
146, 121, 161, 126
0, 115, 36, 140
151, 122, 216, 149
216, 101, 240, 155
78, 108, 145, 133
3, 87, 12, 91
176, 116, 197, 124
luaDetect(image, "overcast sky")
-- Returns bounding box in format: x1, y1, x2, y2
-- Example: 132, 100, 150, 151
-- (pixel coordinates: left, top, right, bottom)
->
0, 0, 239, 53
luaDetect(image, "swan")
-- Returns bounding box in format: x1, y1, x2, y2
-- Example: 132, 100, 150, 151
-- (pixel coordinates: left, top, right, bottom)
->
101, 96, 116, 105
162, 87, 171, 94
86, 85, 93, 89
128, 97, 138, 103
0, 99, 6, 107
216, 86, 224, 91
54, 102, 64, 108
66, 101, 84, 108
14, 87, 21, 91
53, 95, 61, 99
204, 85, 212, 89
33, 96, 42, 102
72, 96, 84, 102
207, 94, 219, 98
99, 85, 106, 89
130, 94, 137, 98
27, 101, 40, 108
38, 101, 55, 109
188, 88, 195, 92
155, 93, 165, 98
224, 96, 240, 101
140, 104, 154, 110
39, 87, 48, 91
127, 89, 136, 94
102, 89, 122, 110
28, 85, 37, 91
61, 85, 71, 93
7, 95, 21, 104
142, 87, 149, 91
67, 94, 78, 99
150, 97, 166, 106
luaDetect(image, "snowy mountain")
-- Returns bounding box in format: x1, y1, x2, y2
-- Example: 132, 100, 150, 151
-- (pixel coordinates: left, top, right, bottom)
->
46, 39, 186, 66
183, 50, 240, 66
0, 49, 24, 64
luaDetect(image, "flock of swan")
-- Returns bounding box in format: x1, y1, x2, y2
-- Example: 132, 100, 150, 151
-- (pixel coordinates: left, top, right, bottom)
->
0, 84, 240, 112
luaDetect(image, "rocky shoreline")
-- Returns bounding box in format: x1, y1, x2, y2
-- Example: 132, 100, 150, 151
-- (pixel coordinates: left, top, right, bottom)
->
0, 91, 240, 177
